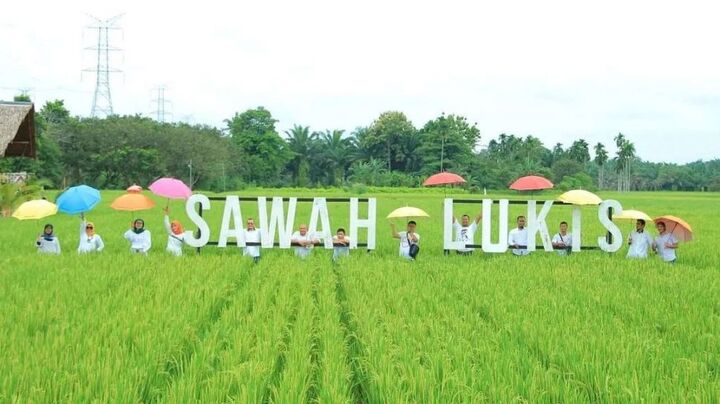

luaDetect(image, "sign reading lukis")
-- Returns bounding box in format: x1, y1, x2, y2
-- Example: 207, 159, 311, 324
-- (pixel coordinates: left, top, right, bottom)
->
184, 194, 625, 253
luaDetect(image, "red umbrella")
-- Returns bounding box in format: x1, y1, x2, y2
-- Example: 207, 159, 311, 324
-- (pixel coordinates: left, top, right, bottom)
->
423, 172, 466, 186
509, 175, 553, 191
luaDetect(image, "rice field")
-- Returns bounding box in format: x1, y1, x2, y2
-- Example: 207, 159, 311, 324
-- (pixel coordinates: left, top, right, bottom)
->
1, 189, 719, 402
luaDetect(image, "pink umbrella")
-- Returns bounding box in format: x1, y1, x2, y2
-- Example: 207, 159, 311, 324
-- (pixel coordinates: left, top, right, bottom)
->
509, 175, 554, 191
149, 177, 192, 208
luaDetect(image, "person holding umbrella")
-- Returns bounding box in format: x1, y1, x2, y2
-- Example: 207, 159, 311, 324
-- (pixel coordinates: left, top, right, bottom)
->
627, 219, 653, 259
391, 221, 420, 260
653, 221, 678, 263
508, 216, 530, 256
78, 214, 104, 253
163, 207, 185, 256
36, 224, 61, 254
124, 219, 152, 255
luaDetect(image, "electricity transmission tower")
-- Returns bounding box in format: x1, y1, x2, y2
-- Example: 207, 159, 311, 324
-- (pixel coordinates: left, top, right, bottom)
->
83, 14, 123, 118
151, 85, 173, 122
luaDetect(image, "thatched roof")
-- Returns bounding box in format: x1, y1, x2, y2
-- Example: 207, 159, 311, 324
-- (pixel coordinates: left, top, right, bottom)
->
0, 102, 36, 158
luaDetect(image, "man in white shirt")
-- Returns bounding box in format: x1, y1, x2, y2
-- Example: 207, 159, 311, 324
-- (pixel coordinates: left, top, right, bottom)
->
391, 221, 420, 260
551, 221, 572, 256
332, 227, 351, 262
453, 213, 482, 255
627, 219, 653, 259
653, 220, 678, 263
291, 224, 318, 259
508, 215, 529, 256
243, 218, 262, 263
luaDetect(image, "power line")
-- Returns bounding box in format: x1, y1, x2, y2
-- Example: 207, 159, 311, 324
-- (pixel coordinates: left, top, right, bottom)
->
83, 14, 123, 118
150, 85, 173, 122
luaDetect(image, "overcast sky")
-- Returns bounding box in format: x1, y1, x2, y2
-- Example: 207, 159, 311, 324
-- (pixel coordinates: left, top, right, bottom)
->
2, 0, 719, 163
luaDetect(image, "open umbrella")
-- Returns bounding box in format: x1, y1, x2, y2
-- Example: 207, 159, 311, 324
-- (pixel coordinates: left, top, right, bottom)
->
387, 206, 430, 219
654, 215, 693, 242
557, 189, 602, 205
510, 175, 554, 192
423, 172, 466, 186
613, 209, 652, 222
12, 199, 58, 220
149, 177, 192, 208
127, 184, 143, 193
110, 193, 156, 211
56, 185, 101, 214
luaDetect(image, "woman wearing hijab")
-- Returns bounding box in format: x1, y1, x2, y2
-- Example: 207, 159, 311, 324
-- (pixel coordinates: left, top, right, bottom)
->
36, 224, 61, 254
163, 207, 185, 256
123, 218, 152, 255
78, 213, 105, 253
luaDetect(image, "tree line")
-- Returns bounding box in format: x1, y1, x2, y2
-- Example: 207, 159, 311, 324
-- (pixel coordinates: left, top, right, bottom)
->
2, 96, 719, 192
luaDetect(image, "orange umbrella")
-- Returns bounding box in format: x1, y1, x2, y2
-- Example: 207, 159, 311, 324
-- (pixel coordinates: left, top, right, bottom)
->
110, 193, 156, 211
509, 175, 553, 191
654, 215, 693, 242
423, 172, 466, 186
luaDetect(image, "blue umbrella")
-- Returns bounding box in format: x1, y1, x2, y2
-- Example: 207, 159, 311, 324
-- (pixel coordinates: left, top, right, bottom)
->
56, 185, 101, 214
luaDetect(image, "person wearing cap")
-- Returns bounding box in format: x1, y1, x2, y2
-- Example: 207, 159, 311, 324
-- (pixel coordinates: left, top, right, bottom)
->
78, 213, 104, 253
653, 221, 678, 263
243, 218, 262, 263
551, 221, 572, 256
163, 207, 185, 257
627, 219, 653, 259
36, 223, 60, 254
453, 212, 482, 255
124, 218, 152, 255
291, 224, 318, 259
508, 215, 530, 256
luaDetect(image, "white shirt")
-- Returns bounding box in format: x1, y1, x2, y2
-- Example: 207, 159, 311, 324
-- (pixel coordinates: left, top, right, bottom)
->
627, 230, 653, 259
78, 220, 104, 253
244, 228, 261, 257
164, 215, 184, 256
453, 222, 478, 253
124, 229, 152, 254
398, 231, 420, 258
551, 232, 572, 256
333, 236, 351, 260
508, 227, 529, 256
291, 231, 316, 258
654, 233, 678, 262
37, 236, 60, 254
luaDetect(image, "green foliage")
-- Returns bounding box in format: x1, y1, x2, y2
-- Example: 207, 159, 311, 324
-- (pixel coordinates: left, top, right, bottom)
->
363, 111, 417, 171
417, 113, 480, 176
551, 158, 584, 183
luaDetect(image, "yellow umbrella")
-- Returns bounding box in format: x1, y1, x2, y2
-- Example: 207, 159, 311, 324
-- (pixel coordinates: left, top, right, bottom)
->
557, 189, 602, 205
613, 209, 652, 222
110, 193, 156, 211
654, 215, 693, 242
12, 199, 58, 220
386, 206, 430, 219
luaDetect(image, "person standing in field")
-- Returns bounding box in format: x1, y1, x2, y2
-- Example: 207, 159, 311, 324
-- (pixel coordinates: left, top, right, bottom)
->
124, 218, 151, 255
652, 221, 678, 264
291, 224, 318, 259
36, 223, 60, 254
332, 227, 350, 262
391, 221, 420, 260
77, 213, 104, 254
551, 221, 572, 256
453, 213, 482, 255
243, 218, 262, 264
163, 207, 185, 257
627, 219, 653, 259
508, 215, 530, 256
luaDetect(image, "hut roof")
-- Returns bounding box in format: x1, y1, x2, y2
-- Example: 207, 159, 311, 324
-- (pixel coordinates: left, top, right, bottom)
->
0, 102, 36, 158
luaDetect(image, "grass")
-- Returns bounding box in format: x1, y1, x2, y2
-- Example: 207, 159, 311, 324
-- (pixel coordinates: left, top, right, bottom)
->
0, 188, 718, 402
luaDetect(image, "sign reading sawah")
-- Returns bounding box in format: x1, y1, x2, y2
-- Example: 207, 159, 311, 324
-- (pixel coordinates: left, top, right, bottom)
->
184, 195, 626, 253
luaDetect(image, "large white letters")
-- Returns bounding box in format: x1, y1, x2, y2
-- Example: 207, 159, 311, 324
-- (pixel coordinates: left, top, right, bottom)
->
218, 195, 244, 247
598, 199, 623, 253
526, 200, 553, 252
258, 197, 297, 248
481, 199, 509, 253
309, 198, 333, 248
184, 193, 210, 248
350, 198, 376, 249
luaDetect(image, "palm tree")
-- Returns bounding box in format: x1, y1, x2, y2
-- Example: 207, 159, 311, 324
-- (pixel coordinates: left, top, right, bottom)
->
321, 130, 351, 186
594, 142, 608, 189
613, 133, 635, 192
284, 125, 316, 186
